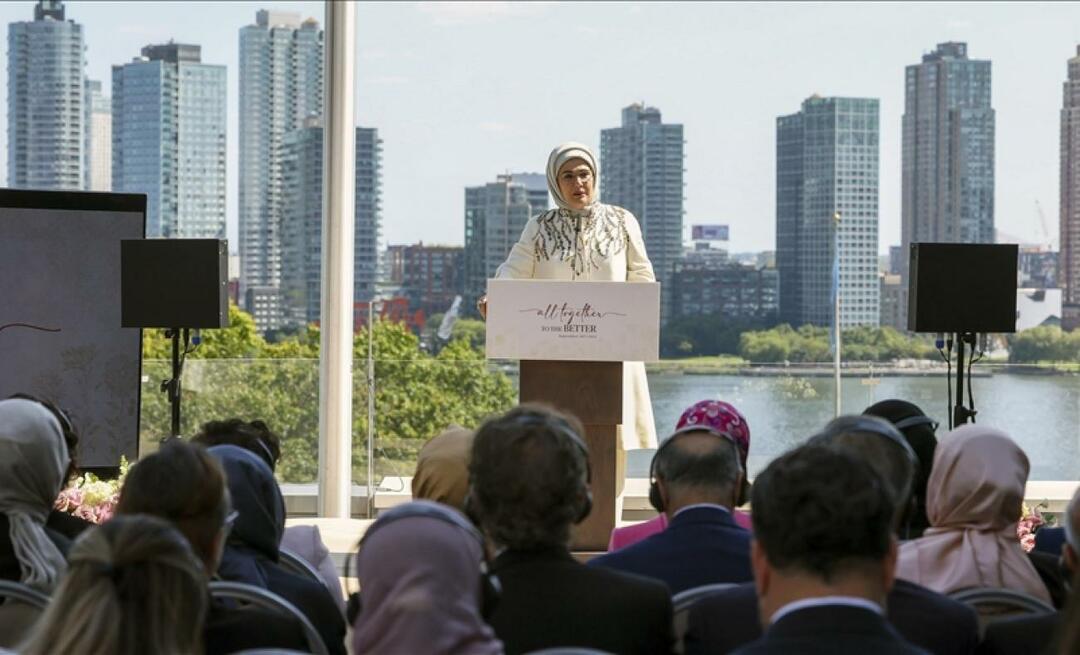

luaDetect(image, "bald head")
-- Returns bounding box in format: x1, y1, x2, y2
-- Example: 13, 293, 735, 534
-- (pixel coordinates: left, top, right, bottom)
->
654, 430, 742, 515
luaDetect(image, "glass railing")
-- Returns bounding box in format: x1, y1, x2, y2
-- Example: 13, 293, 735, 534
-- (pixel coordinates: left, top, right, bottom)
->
139, 354, 1080, 509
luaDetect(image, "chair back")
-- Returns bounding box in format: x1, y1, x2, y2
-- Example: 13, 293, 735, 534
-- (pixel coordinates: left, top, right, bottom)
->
948, 586, 1056, 636
209, 581, 328, 655
671, 583, 738, 655
0, 580, 50, 649
278, 547, 326, 589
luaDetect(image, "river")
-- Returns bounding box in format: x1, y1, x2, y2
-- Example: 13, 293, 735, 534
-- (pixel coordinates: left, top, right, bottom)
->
639, 370, 1080, 481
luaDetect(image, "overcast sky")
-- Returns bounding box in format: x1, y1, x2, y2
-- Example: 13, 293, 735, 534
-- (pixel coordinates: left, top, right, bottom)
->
3, 1, 1079, 255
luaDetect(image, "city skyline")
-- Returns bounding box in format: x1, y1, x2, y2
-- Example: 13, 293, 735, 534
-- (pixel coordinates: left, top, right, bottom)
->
2, 2, 1080, 255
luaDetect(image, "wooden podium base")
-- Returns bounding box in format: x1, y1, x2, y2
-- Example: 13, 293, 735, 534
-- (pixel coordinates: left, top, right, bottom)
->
520, 360, 622, 552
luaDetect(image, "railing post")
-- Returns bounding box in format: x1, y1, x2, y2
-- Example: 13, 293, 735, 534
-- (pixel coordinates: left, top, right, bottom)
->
318, 0, 356, 518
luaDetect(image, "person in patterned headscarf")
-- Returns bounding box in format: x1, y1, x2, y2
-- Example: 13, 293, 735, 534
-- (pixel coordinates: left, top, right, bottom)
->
479, 142, 658, 451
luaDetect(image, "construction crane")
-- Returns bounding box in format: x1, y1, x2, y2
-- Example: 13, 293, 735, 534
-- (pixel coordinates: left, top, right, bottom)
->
1034, 199, 1058, 251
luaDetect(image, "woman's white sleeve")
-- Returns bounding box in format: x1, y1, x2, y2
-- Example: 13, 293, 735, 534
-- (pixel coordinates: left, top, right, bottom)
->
624, 212, 656, 282
494, 218, 539, 279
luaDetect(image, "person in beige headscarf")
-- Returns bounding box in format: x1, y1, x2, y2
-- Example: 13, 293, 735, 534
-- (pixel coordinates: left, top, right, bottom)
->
412, 425, 475, 512
896, 424, 1051, 603
477, 142, 658, 450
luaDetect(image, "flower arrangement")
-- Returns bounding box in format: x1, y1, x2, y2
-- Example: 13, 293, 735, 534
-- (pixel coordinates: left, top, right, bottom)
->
54, 457, 130, 525
1017, 501, 1053, 552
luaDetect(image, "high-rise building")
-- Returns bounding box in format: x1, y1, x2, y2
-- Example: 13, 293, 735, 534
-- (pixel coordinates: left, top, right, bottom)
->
901, 42, 994, 320
7, 0, 85, 190
279, 120, 382, 328
776, 96, 880, 328
1061, 46, 1080, 330
112, 43, 226, 239
670, 260, 778, 322
239, 10, 323, 327
463, 173, 549, 314
600, 103, 685, 321
83, 79, 111, 191
386, 243, 465, 319
879, 273, 904, 330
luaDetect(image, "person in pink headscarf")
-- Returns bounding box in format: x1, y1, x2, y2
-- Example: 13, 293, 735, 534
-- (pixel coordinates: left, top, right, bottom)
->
896, 425, 1051, 603
608, 399, 753, 551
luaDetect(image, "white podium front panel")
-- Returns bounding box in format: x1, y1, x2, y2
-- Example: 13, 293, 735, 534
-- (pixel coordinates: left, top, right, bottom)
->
485, 279, 659, 362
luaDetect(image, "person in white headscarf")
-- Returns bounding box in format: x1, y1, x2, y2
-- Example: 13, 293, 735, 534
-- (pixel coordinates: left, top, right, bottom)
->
478, 142, 658, 450
0, 398, 71, 591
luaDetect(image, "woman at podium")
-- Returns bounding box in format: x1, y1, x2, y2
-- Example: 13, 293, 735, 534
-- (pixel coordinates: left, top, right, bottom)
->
479, 142, 658, 450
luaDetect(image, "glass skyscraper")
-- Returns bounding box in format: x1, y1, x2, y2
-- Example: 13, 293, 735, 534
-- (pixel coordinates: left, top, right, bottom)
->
600, 103, 685, 322
776, 96, 880, 328
239, 10, 323, 330
901, 43, 994, 289
1061, 46, 1080, 330
111, 43, 226, 239
84, 79, 111, 192
280, 121, 383, 328
462, 173, 548, 315
7, 0, 85, 190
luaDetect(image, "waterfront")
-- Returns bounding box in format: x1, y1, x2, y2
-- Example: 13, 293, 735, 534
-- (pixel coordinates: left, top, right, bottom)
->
644, 370, 1080, 481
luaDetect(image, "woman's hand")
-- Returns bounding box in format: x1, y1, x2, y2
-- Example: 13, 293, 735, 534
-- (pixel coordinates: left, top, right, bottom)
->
477, 295, 488, 320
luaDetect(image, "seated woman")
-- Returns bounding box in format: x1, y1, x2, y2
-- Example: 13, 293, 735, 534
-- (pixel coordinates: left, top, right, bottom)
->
897, 425, 1052, 603
412, 425, 476, 512
0, 397, 71, 591
863, 399, 939, 539
192, 418, 343, 611
21, 515, 208, 655
351, 500, 503, 655
608, 399, 753, 551
207, 445, 346, 655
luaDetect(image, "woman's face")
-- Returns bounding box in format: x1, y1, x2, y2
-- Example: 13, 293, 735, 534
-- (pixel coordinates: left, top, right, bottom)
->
557, 158, 595, 210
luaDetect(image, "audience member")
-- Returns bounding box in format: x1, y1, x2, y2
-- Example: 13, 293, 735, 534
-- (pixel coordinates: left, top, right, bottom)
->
1054, 567, 1080, 655
897, 425, 1052, 603
413, 425, 476, 512
116, 439, 309, 655
608, 399, 752, 551
979, 485, 1080, 654
588, 421, 752, 593
732, 444, 926, 654
863, 399, 939, 539
0, 398, 70, 591
207, 445, 346, 655
192, 418, 343, 611
21, 515, 208, 655
469, 404, 674, 655
686, 415, 978, 655
350, 500, 503, 654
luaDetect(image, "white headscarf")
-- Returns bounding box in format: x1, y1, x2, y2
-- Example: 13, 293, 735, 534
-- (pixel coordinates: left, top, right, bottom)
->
546, 141, 599, 212
0, 398, 70, 590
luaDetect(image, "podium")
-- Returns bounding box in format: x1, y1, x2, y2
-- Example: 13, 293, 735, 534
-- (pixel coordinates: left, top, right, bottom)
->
486, 279, 660, 552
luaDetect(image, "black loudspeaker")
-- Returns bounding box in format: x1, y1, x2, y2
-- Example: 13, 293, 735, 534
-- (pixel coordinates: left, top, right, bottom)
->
908, 243, 1018, 333
121, 239, 228, 328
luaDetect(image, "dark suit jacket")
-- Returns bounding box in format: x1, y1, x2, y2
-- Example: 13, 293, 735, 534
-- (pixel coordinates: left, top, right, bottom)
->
976, 611, 1060, 655
731, 604, 929, 655
489, 545, 675, 655
587, 505, 752, 594
686, 579, 978, 655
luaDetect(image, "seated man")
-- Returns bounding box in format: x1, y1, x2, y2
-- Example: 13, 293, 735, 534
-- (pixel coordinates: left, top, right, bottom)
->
587, 423, 752, 593
979, 485, 1080, 655
116, 439, 310, 655
730, 444, 926, 654
469, 404, 674, 655
687, 416, 976, 655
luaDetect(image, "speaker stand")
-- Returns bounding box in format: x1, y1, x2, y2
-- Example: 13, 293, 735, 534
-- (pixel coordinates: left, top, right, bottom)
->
161, 327, 189, 438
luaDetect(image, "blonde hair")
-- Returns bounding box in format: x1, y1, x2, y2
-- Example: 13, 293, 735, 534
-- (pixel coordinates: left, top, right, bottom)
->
21, 514, 208, 655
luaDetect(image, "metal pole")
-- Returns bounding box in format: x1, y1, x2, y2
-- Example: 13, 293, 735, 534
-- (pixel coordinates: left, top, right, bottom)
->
833, 211, 842, 417
317, 0, 356, 519
367, 299, 375, 518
